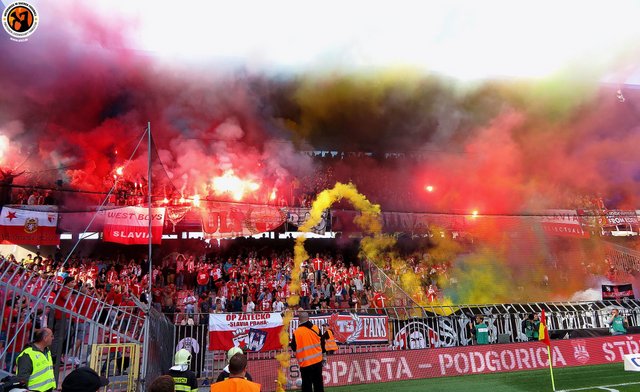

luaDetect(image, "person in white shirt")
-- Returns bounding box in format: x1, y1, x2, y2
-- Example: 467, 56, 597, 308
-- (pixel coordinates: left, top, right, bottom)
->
245, 298, 256, 313
273, 298, 285, 312
183, 293, 197, 315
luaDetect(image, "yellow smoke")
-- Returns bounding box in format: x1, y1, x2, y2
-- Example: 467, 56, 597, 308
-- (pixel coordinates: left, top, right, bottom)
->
276, 182, 384, 391
275, 182, 442, 388
439, 247, 516, 304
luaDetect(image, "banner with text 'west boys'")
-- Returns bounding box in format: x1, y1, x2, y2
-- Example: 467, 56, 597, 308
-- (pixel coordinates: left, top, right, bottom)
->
102, 206, 165, 245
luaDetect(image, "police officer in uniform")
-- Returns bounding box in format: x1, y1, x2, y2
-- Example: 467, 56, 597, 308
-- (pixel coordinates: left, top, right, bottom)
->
168, 349, 198, 392
15, 328, 56, 392
291, 311, 325, 392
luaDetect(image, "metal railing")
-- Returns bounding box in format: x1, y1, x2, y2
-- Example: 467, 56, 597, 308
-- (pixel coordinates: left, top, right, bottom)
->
605, 241, 640, 276
177, 300, 640, 380
0, 258, 152, 390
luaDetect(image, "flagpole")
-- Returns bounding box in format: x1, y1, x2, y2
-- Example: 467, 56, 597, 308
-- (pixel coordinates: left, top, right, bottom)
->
546, 345, 556, 391
141, 122, 152, 390
540, 309, 556, 391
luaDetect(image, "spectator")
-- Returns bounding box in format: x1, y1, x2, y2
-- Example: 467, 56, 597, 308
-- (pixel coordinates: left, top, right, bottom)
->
608, 309, 628, 335
246, 297, 256, 313
522, 313, 539, 341
183, 292, 197, 315
61, 367, 109, 392
470, 315, 489, 345
148, 375, 175, 392
273, 297, 285, 313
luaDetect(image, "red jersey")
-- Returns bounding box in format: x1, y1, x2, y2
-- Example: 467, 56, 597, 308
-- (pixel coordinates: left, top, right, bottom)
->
227, 281, 239, 298
89, 265, 99, 277
261, 299, 272, 311
373, 292, 387, 308
228, 267, 239, 280
107, 270, 118, 283
106, 291, 123, 306
131, 283, 141, 297
312, 258, 324, 271
300, 282, 309, 296
197, 269, 210, 286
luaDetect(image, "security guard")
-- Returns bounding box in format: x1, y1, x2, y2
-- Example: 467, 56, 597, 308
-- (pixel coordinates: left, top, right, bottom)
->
291, 311, 325, 392
168, 349, 198, 392
321, 323, 338, 355
15, 328, 56, 392
211, 354, 260, 392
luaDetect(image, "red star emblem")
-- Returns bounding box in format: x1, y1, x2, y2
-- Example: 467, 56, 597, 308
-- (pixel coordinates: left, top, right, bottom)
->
5, 211, 17, 221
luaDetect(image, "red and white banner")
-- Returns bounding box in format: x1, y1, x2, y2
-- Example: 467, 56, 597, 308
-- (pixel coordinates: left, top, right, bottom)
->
289, 313, 389, 344
540, 209, 590, 238
208, 313, 283, 352
201, 202, 286, 239
251, 334, 640, 391
102, 207, 165, 245
0, 207, 59, 245
604, 210, 639, 226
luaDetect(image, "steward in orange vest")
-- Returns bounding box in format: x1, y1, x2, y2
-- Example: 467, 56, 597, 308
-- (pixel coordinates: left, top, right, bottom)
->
211, 353, 260, 392
291, 311, 325, 392
322, 323, 338, 354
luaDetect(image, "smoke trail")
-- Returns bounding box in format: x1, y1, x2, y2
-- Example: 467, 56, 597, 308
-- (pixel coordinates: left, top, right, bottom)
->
277, 182, 383, 391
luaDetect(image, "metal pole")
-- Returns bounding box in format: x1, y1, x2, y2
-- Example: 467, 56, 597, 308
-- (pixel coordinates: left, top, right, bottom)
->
147, 121, 153, 309
141, 122, 152, 389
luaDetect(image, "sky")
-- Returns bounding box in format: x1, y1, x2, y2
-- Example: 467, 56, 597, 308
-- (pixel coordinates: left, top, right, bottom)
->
5, 0, 640, 80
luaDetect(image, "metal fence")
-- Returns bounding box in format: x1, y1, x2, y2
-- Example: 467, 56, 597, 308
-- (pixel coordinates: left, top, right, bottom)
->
0, 259, 151, 390
605, 241, 640, 276
178, 300, 640, 380
141, 306, 176, 390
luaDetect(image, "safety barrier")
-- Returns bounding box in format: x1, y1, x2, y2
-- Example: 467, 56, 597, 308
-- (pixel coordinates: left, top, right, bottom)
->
605, 241, 640, 277
177, 300, 640, 388
0, 258, 151, 390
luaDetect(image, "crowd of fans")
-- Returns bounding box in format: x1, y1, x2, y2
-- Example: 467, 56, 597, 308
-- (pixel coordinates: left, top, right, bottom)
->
8, 189, 56, 206
153, 250, 393, 325
0, 244, 406, 331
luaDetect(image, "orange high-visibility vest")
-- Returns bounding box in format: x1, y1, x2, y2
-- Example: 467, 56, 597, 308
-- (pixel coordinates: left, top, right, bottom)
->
325, 329, 338, 352
211, 377, 261, 392
294, 325, 323, 367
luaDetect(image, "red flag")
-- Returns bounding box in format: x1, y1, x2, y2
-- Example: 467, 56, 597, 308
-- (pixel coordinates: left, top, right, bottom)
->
539, 309, 551, 346
0, 207, 59, 245
103, 206, 165, 245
